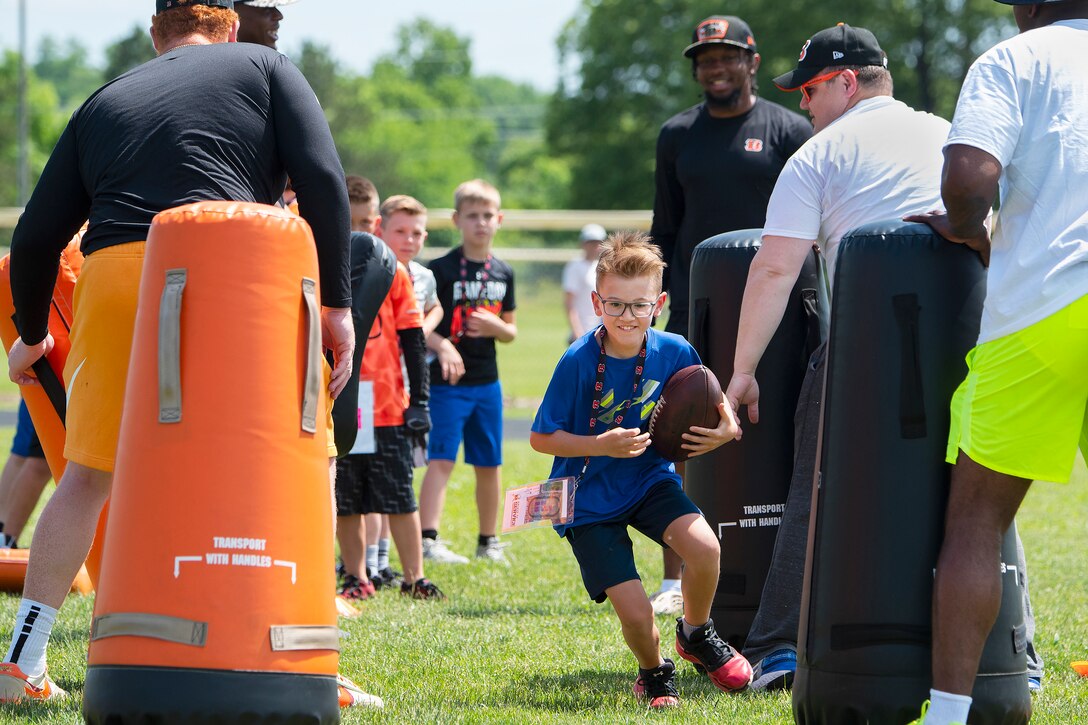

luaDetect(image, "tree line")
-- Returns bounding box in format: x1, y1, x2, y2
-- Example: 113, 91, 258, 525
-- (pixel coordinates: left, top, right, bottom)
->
1, 1, 1015, 243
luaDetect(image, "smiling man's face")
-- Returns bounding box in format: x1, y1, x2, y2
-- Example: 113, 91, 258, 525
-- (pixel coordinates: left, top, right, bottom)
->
236, 4, 284, 50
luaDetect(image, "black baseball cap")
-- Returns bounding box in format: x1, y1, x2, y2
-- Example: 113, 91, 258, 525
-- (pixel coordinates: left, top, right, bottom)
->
993, 0, 1064, 3
683, 16, 756, 58
157, 0, 233, 13
235, 0, 299, 5
773, 23, 887, 91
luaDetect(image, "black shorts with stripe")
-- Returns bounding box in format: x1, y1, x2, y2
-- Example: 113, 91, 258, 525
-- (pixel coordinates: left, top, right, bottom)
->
334, 425, 417, 516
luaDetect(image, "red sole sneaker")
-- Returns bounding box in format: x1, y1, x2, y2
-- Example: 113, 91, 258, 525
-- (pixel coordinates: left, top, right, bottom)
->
675, 641, 753, 692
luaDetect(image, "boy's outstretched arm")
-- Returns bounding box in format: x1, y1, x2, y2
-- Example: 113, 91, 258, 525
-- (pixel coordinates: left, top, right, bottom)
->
680, 398, 742, 458
530, 427, 650, 459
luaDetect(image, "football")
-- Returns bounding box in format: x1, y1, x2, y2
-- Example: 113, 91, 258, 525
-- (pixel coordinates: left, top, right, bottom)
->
648, 365, 723, 462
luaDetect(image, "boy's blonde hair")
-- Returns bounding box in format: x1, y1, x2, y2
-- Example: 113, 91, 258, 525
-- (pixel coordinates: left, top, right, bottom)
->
595, 231, 666, 290
453, 179, 501, 213
380, 195, 427, 221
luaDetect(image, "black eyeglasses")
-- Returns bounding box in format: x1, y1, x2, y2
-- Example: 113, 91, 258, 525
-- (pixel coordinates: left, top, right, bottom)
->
594, 292, 656, 318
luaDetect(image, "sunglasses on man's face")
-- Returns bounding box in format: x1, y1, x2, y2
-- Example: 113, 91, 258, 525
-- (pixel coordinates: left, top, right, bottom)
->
800, 69, 847, 103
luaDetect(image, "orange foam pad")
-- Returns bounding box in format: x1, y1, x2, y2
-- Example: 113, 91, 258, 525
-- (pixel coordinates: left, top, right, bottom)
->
90, 202, 337, 675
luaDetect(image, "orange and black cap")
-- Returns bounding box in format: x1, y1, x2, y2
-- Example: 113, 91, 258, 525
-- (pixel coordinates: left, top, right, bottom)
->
773, 23, 887, 91
156, 0, 234, 13
683, 16, 756, 58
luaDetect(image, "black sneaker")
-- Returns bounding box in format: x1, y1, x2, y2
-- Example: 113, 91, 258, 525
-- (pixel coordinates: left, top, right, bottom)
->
632, 658, 680, 708
339, 574, 375, 601
400, 578, 447, 600
370, 567, 403, 590
674, 618, 753, 692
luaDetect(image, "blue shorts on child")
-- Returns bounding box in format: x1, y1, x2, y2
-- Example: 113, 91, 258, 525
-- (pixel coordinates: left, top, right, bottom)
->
427, 380, 503, 466
11, 400, 44, 459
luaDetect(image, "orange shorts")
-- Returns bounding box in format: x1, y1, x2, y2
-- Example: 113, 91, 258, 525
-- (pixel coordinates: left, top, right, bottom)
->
63, 242, 336, 471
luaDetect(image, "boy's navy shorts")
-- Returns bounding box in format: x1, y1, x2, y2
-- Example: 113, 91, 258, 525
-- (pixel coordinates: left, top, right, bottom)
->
11, 401, 44, 459
427, 380, 503, 466
565, 481, 701, 603
334, 425, 417, 516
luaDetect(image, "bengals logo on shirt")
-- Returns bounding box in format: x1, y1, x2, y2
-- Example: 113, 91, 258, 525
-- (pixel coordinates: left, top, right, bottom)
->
744, 138, 764, 153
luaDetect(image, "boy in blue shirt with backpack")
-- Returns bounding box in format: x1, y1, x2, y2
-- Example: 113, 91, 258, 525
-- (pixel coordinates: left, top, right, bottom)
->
530, 231, 753, 707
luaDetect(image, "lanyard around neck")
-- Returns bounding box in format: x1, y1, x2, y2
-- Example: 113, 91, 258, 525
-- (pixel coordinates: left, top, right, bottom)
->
454, 251, 492, 341
579, 326, 647, 482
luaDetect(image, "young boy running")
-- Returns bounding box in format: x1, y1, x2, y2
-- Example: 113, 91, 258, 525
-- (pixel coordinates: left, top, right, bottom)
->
419, 180, 517, 565
530, 232, 753, 707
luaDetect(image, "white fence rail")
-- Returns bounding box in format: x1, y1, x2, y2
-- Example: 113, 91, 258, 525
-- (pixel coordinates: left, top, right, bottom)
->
1, 207, 653, 263
1, 207, 651, 232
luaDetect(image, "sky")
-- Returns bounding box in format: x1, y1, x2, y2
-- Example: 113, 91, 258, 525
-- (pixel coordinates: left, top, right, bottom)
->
0, 0, 584, 91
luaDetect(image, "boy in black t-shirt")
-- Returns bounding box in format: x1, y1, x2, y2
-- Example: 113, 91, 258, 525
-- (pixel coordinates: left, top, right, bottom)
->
419, 180, 517, 565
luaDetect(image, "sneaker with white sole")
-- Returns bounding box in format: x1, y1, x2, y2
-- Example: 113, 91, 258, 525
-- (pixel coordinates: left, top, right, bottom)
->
422, 537, 469, 564
337, 673, 384, 709
750, 648, 796, 692
476, 537, 510, 566
648, 588, 684, 616
0, 663, 67, 702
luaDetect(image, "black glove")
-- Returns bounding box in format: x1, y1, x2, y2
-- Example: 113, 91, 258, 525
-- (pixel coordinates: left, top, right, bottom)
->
404, 404, 431, 434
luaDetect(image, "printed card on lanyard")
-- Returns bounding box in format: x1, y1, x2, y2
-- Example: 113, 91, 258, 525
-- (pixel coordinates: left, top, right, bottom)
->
349, 381, 376, 455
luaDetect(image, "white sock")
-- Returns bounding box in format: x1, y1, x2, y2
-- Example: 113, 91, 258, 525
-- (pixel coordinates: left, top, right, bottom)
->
659, 578, 681, 593
377, 538, 390, 571
365, 544, 379, 573
5, 599, 57, 679
925, 689, 972, 725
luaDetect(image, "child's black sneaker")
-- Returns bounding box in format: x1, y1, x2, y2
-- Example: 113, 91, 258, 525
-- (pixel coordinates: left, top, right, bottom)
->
338, 574, 375, 601
674, 618, 753, 692
632, 658, 680, 709
370, 567, 403, 590
400, 578, 447, 600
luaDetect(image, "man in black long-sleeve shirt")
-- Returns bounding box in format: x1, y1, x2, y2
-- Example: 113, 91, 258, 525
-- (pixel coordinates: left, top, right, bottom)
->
651, 16, 811, 336
646, 15, 811, 621
0, 0, 353, 703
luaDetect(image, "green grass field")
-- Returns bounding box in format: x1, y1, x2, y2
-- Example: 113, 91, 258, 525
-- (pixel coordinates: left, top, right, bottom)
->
0, 280, 1084, 723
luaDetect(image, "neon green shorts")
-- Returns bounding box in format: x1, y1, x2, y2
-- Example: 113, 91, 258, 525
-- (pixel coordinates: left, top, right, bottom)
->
947, 294, 1088, 482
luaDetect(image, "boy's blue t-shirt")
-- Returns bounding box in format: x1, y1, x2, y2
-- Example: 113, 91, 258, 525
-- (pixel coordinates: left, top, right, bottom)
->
532, 327, 701, 536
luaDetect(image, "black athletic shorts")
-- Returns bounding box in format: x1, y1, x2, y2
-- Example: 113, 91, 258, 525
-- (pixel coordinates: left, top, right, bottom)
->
565, 481, 701, 603
334, 425, 417, 516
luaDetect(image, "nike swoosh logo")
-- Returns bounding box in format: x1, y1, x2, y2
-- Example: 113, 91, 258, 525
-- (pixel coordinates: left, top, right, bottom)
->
66, 358, 87, 408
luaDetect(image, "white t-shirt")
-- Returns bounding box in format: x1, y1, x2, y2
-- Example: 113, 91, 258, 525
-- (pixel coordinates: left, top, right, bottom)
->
561, 257, 601, 334
763, 96, 950, 280
946, 19, 1088, 343
408, 259, 438, 313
